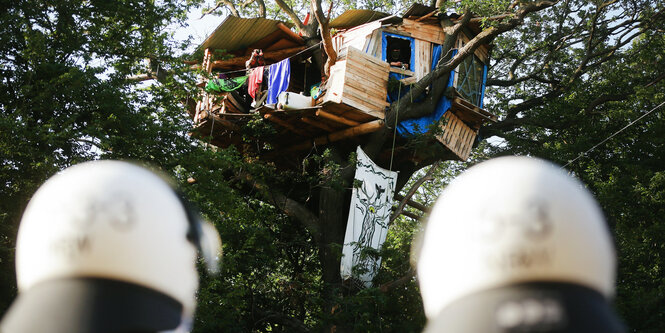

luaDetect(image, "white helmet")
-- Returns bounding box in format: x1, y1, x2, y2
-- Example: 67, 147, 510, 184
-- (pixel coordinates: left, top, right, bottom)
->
1, 160, 221, 333
417, 156, 624, 332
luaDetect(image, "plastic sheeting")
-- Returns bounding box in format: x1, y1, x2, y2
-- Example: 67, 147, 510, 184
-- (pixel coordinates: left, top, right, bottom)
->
396, 47, 457, 136
205, 76, 248, 93
479, 64, 487, 109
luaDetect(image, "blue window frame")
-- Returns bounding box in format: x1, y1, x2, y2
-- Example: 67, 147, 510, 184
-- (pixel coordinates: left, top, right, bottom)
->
381, 32, 415, 71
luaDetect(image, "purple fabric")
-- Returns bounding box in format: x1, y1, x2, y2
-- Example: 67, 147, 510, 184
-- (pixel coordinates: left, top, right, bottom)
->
267, 59, 291, 104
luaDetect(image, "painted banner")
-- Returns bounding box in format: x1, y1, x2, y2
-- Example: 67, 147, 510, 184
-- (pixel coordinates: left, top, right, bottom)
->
340, 146, 398, 287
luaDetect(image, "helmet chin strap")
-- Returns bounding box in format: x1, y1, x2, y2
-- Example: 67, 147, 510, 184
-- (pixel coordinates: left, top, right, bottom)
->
176, 191, 222, 274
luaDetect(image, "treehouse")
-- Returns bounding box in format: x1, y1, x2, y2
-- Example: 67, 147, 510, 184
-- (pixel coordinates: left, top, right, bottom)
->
188, 4, 496, 169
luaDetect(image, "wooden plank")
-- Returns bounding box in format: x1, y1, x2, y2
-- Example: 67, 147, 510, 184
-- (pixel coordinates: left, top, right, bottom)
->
211, 46, 306, 70
436, 111, 477, 160
265, 38, 300, 52
342, 84, 389, 108
340, 95, 385, 119
276, 23, 305, 44
322, 102, 376, 123
342, 77, 387, 97
301, 116, 337, 132
346, 47, 390, 68
396, 20, 445, 45
269, 106, 321, 118
343, 57, 389, 79
264, 114, 311, 137
415, 10, 438, 22
343, 62, 389, 85
414, 39, 431, 81
286, 120, 384, 153
389, 67, 415, 76
316, 110, 360, 126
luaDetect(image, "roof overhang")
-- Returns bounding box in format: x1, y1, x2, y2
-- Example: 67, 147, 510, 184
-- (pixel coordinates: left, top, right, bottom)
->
198, 16, 300, 54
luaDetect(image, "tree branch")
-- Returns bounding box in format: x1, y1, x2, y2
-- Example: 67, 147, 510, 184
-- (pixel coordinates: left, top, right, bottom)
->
311, 0, 336, 77
240, 172, 322, 242
390, 162, 439, 224
274, 0, 307, 33
386, 1, 557, 124
378, 268, 416, 293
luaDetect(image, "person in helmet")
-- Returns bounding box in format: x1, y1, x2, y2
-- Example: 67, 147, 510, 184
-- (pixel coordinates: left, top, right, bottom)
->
416, 156, 625, 333
1, 160, 222, 333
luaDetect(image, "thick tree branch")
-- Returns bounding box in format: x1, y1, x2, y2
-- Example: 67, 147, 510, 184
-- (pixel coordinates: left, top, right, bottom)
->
378, 268, 416, 293
201, 0, 239, 18
390, 162, 439, 224
311, 0, 336, 77
274, 0, 307, 34
386, 1, 557, 125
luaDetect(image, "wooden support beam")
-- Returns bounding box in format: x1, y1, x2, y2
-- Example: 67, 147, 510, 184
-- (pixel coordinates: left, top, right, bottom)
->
415, 10, 438, 22
389, 67, 415, 76
277, 23, 305, 44
301, 117, 336, 132
212, 46, 306, 70
264, 114, 311, 137
451, 97, 497, 123
315, 110, 360, 126
284, 119, 384, 153
195, 113, 240, 132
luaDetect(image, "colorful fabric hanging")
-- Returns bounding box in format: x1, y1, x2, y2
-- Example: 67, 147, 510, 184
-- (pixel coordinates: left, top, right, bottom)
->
340, 146, 398, 288
267, 59, 291, 104
247, 66, 264, 99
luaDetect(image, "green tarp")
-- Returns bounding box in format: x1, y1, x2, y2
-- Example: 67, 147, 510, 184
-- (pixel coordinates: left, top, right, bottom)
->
205, 76, 248, 93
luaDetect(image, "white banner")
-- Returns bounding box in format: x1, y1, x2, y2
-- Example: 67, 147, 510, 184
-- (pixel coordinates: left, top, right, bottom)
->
340, 146, 398, 287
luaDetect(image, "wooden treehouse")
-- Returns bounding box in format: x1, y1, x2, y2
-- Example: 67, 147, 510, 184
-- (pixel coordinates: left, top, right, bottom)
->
187, 4, 497, 169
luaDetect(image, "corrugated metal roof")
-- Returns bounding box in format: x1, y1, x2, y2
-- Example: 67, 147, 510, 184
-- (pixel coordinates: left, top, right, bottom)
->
199, 16, 288, 53
330, 10, 390, 29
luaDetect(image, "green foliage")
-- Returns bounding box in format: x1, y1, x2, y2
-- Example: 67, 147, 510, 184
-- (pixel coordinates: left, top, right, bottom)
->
3, 0, 665, 332
483, 0, 665, 330
0, 0, 196, 313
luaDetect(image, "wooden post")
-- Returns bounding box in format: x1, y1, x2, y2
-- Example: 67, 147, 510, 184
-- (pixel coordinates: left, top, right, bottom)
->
195, 48, 214, 124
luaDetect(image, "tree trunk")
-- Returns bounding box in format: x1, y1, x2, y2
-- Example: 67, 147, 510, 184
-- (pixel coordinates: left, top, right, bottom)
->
315, 146, 354, 328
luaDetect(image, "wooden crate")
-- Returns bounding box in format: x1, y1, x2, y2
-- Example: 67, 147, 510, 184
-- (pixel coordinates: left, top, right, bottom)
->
435, 111, 478, 161
322, 47, 390, 119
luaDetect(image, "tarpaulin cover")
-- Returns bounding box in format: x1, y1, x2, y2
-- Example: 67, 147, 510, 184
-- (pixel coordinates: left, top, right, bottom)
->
341, 146, 398, 288
479, 64, 487, 108
205, 76, 248, 93
395, 47, 457, 136
267, 59, 291, 104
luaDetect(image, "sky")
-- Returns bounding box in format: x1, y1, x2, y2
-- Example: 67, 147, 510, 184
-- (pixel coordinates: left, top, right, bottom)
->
175, 7, 227, 52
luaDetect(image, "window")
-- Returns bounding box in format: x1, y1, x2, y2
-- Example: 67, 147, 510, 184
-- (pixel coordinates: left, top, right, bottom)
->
455, 54, 486, 107
382, 33, 414, 71
386, 36, 412, 69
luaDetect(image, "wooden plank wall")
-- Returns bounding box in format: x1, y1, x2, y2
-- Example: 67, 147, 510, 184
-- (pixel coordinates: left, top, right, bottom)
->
414, 39, 432, 81
435, 111, 477, 160
396, 19, 444, 45
333, 21, 382, 55
323, 47, 389, 119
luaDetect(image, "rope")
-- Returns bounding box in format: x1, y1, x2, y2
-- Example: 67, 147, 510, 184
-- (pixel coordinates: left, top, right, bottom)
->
212, 42, 323, 77
562, 100, 665, 169
389, 75, 403, 171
